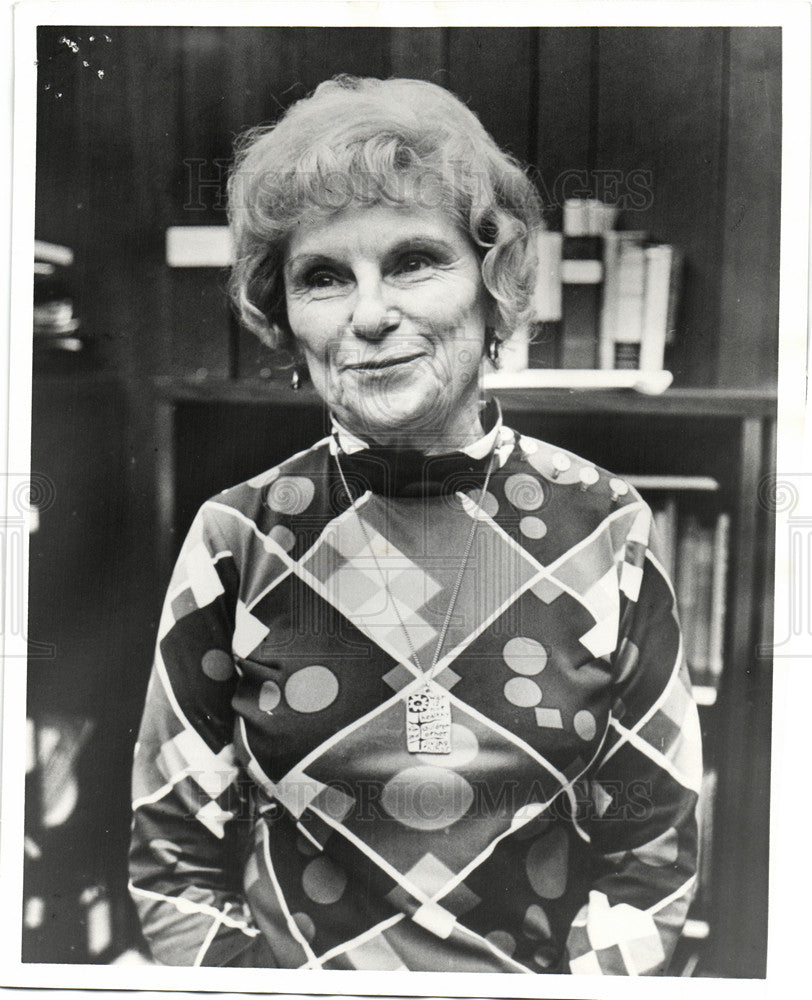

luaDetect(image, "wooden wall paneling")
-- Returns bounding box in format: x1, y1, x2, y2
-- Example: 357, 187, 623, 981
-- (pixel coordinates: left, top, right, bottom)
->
114, 28, 184, 380
280, 26, 391, 94
214, 27, 303, 381
446, 28, 536, 165
389, 28, 448, 81
36, 26, 123, 373
35, 28, 87, 265
595, 28, 727, 387
708, 416, 769, 977
169, 27, 238, 378
34, 26, 180, 667
717, 28, 781, 389
27, 376, 132, 959
116, 27, 189, 671
534, 28, 594, 224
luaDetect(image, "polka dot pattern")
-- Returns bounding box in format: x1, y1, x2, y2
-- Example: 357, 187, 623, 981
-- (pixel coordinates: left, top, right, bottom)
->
609, 476, 629, 499
266, 476, 315, 515
533, 945, 556, 969
291, 911, 316, 941
526, 827, 569, 899
485, 929, 516, 957
285, 665, 339, 713
201, 649, 234, 682
504, 473, 545, 511
503, 637, 548, 675
522, 903, 551, 940
632, 827, 680, 867
302, 856, 347, 905
467, 488, 499, 519
296, 833, 318, 857
519, 516, 547, 539
574, 710, 597, 741
504, 677, 543, 707
150, 839, 181, 867
258, 680, 281, 713
380, 765, 474, 830
579, 466, 600, 488
268, 524, 296, 552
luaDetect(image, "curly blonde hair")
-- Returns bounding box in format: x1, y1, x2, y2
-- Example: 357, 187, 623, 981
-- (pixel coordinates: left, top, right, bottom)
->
227, 75, 544, 348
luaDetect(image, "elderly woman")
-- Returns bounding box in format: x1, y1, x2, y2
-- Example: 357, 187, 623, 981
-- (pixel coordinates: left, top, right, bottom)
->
129, 76, 701, 975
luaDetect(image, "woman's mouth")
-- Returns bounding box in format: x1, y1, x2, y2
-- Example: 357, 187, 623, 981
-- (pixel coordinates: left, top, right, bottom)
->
345, 352, 427, 372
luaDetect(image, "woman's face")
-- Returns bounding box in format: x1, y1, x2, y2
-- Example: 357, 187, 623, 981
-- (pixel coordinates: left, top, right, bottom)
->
283, 202, 491, 451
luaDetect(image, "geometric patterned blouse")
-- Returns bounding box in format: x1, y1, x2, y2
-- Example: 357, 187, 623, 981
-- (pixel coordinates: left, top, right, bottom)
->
129, 404, 701, 974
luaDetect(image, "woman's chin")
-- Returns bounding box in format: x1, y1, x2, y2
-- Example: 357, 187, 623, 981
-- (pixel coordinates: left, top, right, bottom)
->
337, 387, 450, 446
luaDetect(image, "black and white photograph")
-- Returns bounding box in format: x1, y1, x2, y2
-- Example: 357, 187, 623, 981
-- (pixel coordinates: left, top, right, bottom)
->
1, 1, 809, 996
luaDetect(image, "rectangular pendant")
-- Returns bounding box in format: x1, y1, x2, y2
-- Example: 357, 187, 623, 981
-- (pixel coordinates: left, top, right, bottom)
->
406, 686, 452, 754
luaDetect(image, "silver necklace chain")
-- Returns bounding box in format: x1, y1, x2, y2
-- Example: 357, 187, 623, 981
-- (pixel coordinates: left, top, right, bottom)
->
334, 444, 497, 689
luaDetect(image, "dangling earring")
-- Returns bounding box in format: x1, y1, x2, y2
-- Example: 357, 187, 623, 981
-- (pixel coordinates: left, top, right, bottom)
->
486, 329, 502, 367
291, 365, 302, 391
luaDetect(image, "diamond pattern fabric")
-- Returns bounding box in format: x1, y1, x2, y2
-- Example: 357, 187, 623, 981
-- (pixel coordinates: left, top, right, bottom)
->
129, 426, 700, 972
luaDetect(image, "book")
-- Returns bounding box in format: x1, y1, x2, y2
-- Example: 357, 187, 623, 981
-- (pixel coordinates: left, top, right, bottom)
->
640, 244, 684, 371
675, 512, 714, 687
600, 234, 682, 372
529, 230, 563, 322
708, 512, 730, 686
650, 493, 678, 579
527, 230, 563, 369
562, 198, 618, 236
560, 236, 602, 369
598, 231, 648, 369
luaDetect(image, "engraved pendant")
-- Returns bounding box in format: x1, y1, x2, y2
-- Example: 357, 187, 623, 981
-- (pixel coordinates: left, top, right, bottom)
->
406, 685, 452, 754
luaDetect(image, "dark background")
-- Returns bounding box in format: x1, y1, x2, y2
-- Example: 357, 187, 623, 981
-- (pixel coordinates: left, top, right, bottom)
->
26, 25, 779, 974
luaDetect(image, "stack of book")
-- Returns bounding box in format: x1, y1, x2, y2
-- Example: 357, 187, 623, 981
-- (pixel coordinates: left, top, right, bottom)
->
599, 232, 683, 372
646, 492, 730, 695
526, 201, 682, 375
34, 240, 82, 351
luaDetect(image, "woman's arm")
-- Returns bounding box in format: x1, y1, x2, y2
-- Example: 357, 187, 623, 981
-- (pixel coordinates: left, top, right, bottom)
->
566, 502, 702, 975
128, 505, 274, 966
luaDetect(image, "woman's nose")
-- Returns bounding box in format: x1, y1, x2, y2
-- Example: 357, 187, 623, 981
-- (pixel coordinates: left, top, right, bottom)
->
349, 283, 401, 340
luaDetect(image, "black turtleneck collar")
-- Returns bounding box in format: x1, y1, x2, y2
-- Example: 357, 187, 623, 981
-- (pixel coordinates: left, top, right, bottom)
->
331, 399, 503, 499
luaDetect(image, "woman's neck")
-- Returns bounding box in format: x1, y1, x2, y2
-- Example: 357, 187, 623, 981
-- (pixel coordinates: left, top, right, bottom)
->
340, 406, 487, 456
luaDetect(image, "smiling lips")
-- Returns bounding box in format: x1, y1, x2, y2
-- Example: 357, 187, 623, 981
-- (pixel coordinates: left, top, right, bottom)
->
344, 352, 427, 372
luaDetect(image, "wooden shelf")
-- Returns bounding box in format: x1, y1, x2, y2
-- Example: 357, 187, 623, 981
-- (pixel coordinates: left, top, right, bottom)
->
153, 376, 776, 419
625, 475, 720, 492
482, 368, 673, 394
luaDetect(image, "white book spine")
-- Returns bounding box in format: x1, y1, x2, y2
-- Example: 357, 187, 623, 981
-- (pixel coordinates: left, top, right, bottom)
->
530, 230, 563, 322
640, 244, 674, 371
708, 511, 730, 683
615, 243, 646, 344
599, 232, 622, 369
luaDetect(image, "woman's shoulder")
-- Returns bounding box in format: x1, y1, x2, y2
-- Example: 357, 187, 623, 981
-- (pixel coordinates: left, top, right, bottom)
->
500, 426, 655, 572
502, 427, 646, 512
196, 434, 334, 536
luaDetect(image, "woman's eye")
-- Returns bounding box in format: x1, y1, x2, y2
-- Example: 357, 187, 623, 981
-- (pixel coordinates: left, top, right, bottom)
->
395, 253, 433, 275
307, 270, 339, 288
